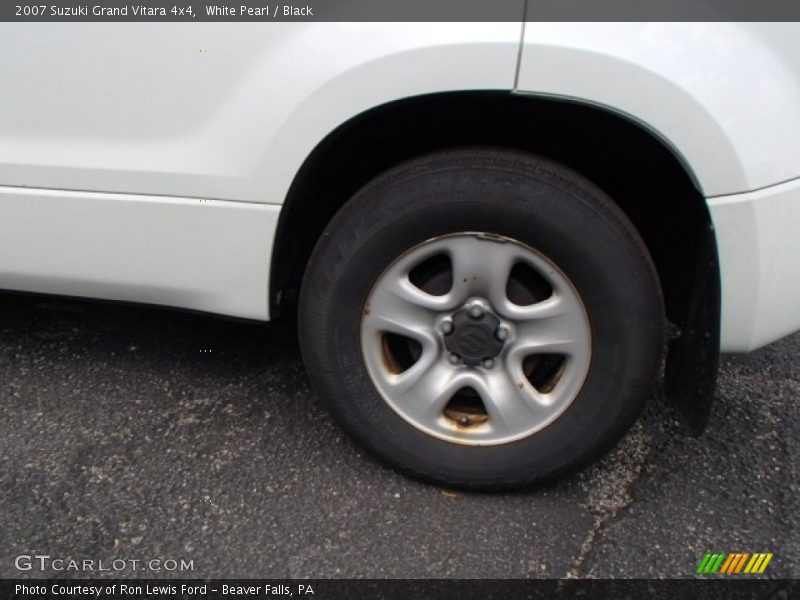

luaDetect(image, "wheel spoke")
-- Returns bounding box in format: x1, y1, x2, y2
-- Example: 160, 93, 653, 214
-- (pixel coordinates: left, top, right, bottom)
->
388, 359, 461, 425
363, 277, 440, 342
446, 235, 519, 308
513, 297, 587, 357
471, 369, 544, 435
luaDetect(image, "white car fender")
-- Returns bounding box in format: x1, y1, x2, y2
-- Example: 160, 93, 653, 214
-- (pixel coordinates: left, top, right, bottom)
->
516, 22, 800, 197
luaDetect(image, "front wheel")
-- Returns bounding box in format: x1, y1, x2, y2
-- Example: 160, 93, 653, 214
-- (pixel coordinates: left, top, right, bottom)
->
299, 149, 664, 490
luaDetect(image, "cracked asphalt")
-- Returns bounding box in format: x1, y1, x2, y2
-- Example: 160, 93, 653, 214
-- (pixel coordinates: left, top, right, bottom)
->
0, 291, 797, 579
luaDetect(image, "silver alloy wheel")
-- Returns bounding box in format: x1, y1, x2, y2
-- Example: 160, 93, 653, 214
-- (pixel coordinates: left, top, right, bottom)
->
360, 232, 592, 446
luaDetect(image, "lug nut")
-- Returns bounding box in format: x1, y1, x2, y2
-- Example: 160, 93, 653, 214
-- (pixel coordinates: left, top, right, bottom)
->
448, 353, 460, 365
482, 358, 494, 369
469, 305, 484, 319
441, 320, 454, 335
496, 326, 509, 341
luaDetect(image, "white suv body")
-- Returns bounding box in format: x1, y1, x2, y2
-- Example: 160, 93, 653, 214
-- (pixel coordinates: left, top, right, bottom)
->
1, 23, 798, 351
1, 22, 798, 487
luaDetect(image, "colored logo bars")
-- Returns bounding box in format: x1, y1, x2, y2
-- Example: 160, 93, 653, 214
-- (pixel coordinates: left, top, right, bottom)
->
697, 552, 773, 575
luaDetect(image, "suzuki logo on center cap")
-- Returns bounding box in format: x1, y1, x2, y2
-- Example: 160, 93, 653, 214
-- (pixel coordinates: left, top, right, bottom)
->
457, 324, 492, 359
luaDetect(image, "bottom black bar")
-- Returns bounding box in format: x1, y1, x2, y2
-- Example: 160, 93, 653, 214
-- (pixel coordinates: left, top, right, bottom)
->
1, 579, 798, 600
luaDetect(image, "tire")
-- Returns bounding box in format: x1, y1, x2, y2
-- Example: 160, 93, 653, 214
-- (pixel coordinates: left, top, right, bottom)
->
299, 148, 664, 490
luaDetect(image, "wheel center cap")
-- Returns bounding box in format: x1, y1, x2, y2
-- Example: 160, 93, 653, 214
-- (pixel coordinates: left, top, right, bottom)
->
444, 309, 504, 366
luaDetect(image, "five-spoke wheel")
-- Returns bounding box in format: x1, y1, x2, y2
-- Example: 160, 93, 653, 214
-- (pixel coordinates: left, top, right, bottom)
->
361, 232, 591, 445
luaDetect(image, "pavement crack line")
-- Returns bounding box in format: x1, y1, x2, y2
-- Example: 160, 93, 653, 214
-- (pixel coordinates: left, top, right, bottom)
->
565, 420, 654, 579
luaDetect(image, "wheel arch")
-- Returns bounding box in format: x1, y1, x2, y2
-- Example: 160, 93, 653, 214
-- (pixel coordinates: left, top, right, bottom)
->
271, 91, 720, 432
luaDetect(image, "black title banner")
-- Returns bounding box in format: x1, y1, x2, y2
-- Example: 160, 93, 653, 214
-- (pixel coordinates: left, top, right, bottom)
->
3, 0, 800, 22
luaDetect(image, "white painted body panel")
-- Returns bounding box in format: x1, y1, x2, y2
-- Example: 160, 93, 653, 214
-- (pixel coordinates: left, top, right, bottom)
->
709, 179, 800, 352
0, 23, 521, 202
517, 22, 800, 197
0, 186, 279, 320
0, 23, 520, 319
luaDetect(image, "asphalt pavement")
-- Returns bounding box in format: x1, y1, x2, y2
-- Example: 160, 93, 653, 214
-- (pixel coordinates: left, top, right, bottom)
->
1, 291, 797, 579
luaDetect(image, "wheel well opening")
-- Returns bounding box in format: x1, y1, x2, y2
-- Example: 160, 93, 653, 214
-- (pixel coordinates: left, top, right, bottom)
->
271, 92, 712, 349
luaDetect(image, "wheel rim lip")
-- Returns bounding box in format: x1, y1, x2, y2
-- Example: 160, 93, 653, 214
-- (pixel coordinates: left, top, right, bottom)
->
359, 232, 592, 446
